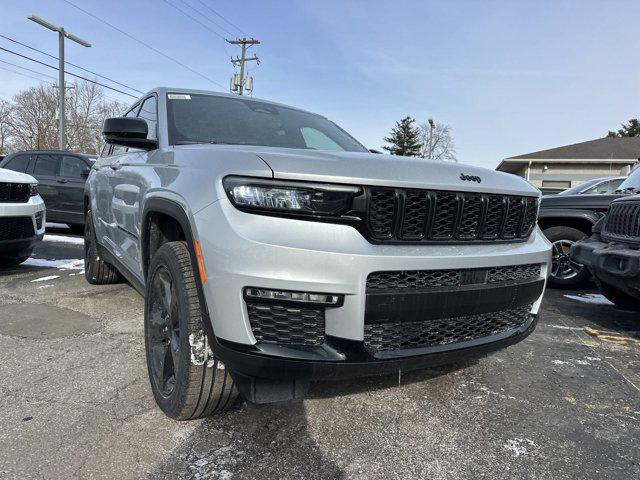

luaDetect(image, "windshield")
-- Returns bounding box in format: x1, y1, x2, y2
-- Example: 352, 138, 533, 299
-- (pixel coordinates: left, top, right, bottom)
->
616, 166, 640, 193
166, 93, 368, 152
557, 178, 601, 195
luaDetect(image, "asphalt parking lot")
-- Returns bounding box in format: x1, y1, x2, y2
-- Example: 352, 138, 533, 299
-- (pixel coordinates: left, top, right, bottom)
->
1, 230, 639, 480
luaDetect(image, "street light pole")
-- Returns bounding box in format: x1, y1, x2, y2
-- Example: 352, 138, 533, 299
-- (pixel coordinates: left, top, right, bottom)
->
27, 14, 91, 151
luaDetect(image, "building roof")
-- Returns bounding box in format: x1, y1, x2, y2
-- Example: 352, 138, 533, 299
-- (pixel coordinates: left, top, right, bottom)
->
497, 137, 640, 172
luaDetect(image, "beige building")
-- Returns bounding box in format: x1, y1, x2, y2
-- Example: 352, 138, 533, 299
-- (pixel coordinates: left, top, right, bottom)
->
497, 137, 640, 192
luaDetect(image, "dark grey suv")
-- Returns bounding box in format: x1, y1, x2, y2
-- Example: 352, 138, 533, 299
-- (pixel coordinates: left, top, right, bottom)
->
0, 150, 93, 231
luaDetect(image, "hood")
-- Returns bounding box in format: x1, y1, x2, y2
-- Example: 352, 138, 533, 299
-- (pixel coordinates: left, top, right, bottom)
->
0, 168, 37, 184
541, 193, 623, 210
253, 148, 539, 197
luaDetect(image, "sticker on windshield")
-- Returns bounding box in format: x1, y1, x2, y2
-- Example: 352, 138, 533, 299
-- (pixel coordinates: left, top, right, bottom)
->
168, 94, 191, 100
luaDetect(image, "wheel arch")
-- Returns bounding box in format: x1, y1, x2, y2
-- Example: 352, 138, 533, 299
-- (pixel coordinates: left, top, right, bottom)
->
538, 209, 602, 235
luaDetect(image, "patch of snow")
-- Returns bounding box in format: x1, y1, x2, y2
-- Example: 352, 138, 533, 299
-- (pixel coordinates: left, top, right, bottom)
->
575, 360, 591, 366
23, 258, 84, 272
45, 222, 70, 229
552, 360, 570, 365
585, 356, 602, 362
564, 293, 614, 306
37, 284, 54, 289
31, 275, 60, 283
189, 331, 215, 367
503, 438, 538, 457
44, 234, 84, 245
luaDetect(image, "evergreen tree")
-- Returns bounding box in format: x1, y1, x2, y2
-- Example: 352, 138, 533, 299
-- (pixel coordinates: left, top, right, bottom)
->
607, 118, 640, 137
382, 116, 422, 156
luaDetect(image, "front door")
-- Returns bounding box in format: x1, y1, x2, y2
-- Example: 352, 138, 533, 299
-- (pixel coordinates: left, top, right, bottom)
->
56, 155, 91, 225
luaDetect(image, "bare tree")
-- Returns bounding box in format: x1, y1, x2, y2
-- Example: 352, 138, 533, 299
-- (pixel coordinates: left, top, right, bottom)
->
0, 100, 12, 155
3, 81, 126, 154
418, 120, 457, 162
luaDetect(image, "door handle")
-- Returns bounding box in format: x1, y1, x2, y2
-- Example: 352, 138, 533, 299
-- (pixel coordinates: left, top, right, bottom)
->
57, 178, 68, 184
110, 163, 122, 170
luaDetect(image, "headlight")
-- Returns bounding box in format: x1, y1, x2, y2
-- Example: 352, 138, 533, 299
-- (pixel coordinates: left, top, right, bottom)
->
223, 176, 362, 217
29, 184, 38, 196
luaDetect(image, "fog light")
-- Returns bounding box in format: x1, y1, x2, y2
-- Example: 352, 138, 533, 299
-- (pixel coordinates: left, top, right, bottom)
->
34, 211, 44, 230
244, 287, 343, 306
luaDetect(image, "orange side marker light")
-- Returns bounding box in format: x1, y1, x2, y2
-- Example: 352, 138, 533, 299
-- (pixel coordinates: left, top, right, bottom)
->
194, 240, 207, 284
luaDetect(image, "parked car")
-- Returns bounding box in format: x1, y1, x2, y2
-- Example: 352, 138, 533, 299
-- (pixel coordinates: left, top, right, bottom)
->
0, 150, 93, 232
0, 167, 45, 266
556, 176, 626, 196
538, 177, 632, 287
571, 192, 640, 311
85, 88, 551, 420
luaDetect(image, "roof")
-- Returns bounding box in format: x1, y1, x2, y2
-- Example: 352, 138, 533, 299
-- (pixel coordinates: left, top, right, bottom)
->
497, 137, 640, 172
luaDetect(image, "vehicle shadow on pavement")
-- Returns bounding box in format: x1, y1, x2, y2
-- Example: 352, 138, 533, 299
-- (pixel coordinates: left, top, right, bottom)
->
547, 288, 639, 340
149, 361, 477, 478
150, 400, 347, 479
307, 359, 477, 400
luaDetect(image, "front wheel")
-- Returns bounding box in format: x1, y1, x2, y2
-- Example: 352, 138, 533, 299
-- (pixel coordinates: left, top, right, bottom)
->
543, 226, 591, 288
144, 241, 238, 420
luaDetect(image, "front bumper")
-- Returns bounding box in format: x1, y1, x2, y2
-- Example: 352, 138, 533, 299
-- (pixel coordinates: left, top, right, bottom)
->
0, 196, 46, 256
571, 234, 640, 295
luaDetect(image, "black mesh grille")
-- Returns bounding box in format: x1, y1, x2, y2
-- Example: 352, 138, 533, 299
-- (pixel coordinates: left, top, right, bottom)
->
0, 182, 30, 203
363, 305, 532, 354
367, 264, 541, 291
366, 187, 538, 243
0, 217, 35, 240
604, 202, 640, 241
487, 264, 542, 283
246, 301, 325, 346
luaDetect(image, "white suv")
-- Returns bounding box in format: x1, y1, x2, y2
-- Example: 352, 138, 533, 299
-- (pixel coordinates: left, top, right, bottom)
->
84, 88, 551, 419
0, 167, 45, 266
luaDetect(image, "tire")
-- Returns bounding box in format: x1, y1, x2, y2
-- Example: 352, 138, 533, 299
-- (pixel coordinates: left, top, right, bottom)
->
597, 280, 640, 312
0, 255, 30, 267
84, 210, 120, 285
144, 241, 238, 420
543, 226, 591, 288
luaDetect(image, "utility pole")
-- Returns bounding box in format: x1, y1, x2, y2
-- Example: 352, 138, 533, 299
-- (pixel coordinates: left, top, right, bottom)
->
427, 118, 435, 158
227, 38, 260, 95
27, 14, 90, 151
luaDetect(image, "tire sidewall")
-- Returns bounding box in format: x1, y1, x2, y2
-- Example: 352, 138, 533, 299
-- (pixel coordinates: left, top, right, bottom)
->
144, 243, 198, 417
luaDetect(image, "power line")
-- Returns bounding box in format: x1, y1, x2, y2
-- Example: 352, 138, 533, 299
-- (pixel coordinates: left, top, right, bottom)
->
0, 65, 55, 85
61, 0, 226, 89
0, 33, 144, 94
162, 0, 227, 41
0, 58, 57, 81
177, 0, 235, 37
195, 0, 250, 37
0, 46, 138, 98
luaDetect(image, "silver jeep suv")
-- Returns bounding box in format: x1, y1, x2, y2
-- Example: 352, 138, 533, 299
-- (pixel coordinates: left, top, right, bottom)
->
85, 88, 551, 419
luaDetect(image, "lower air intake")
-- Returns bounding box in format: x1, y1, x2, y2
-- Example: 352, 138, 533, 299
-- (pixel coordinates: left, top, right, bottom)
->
363, 305, 532, 354
246, 301, 325, 346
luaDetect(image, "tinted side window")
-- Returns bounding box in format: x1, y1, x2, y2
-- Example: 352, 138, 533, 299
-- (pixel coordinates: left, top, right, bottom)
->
60, 156, 89, 178
4, 154, 31, 173
138, 96, 157, 140
33, 154, 60, 176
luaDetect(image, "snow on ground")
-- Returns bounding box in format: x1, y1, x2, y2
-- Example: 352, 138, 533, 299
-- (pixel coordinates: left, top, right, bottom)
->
24, 258, 84, 270
31, 275, 60, 283
45, 222, 70, 230
564, 293, 614, 306
43, 234, 84, 246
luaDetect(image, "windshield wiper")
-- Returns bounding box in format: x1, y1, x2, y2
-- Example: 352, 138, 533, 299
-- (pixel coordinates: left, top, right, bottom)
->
174, 140, 231, 145
614, 186, 637, 194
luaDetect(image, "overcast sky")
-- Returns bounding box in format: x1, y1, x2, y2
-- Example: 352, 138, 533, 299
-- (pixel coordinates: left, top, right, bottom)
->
1, 0, 638, 168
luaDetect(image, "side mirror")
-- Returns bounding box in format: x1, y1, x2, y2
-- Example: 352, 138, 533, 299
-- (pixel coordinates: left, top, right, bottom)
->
369, 149, 382, 154
102, 117, 157, 150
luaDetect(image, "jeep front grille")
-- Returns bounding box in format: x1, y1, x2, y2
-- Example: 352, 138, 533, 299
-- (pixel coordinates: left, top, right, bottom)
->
0, 182, 30, 203
366, 264, 542, 291
246, 301, 325, 346
363, 305, 532, 354
365, 187, 538, 243
0, 217, 35, 240
603, 202, 640, 242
